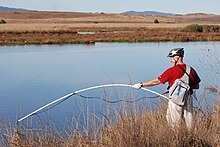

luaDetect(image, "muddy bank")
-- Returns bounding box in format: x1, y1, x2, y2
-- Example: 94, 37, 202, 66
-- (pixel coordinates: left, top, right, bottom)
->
1, 30, 220, 45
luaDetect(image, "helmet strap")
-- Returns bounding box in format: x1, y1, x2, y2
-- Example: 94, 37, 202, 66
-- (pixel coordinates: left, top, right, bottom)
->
174, 56, 180, 65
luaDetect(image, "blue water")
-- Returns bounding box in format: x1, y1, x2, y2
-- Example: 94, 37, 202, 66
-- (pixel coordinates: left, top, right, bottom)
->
0, 42, 219, 128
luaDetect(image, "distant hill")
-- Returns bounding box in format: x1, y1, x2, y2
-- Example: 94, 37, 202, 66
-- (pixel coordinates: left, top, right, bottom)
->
0, 6, 29, 11
121, 11, 175, 16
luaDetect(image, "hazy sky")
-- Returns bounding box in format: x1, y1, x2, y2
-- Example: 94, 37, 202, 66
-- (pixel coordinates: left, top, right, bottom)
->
1, 0, 220, 14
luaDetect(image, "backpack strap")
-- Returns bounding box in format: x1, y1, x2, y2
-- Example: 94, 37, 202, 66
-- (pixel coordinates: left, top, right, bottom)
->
185, 65, 191, 75
177, 65, 191, 84
177, 65, 190, 77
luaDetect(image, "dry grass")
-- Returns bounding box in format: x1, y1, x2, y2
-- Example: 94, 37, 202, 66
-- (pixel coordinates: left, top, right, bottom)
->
1, 11, 220, 24
1, 96, 220, 147
0, 23, 187, 32
1, 11, 220, 44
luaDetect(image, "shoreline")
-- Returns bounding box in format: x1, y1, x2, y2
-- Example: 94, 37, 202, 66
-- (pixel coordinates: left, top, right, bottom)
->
1, 29, 220, 46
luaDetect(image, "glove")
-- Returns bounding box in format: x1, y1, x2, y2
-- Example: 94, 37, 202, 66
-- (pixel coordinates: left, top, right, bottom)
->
131, 82, 143, 90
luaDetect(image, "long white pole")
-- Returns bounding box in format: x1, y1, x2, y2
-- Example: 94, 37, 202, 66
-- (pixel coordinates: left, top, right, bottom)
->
17, 93, 75, 123
17, 84, 168, 123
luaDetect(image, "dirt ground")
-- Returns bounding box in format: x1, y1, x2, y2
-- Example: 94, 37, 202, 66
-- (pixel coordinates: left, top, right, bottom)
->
1, 11, 220, 45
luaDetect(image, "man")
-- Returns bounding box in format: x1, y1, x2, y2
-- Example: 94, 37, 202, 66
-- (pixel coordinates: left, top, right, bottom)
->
132, 48, 201, 130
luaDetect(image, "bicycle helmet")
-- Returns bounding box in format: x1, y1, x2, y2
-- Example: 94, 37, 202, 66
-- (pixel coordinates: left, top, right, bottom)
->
167, 48, 184, 57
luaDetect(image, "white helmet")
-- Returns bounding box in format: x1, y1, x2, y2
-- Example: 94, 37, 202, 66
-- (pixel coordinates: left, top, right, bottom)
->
167, 48, 184, 57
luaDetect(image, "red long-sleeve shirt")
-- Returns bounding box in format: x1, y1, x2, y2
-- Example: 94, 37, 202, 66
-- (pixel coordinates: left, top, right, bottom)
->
158, 64, 201, 92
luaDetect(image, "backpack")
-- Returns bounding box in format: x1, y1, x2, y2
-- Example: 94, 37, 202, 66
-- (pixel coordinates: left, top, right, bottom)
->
168, 65, 191, 106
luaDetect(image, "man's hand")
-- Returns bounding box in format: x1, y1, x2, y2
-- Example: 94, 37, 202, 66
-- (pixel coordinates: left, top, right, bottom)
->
131, 83, 143, 90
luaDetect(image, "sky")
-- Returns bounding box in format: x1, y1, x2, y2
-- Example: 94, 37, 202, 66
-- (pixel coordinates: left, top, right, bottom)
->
1, 0, 220, 15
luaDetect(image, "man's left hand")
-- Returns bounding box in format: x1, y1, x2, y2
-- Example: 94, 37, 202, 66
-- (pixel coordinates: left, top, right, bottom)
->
131, 83, 143, 89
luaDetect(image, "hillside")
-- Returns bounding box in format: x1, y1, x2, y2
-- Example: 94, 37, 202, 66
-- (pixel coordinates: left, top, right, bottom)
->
121, 10, 175, 16
1, 11, 220, 24
0, 6, 28, 11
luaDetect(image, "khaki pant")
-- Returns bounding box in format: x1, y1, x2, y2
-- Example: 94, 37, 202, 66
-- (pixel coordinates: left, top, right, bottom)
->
166, 95, 193, 130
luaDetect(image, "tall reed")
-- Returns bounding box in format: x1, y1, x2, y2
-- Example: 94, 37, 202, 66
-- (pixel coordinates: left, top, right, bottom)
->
1, 94, 219, 146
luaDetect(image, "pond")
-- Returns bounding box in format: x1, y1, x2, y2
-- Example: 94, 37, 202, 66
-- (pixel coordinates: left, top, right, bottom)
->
0, 42, 219, 128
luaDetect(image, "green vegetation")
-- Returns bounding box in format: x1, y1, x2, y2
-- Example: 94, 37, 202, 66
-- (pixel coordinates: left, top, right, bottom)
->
0, 19, 6, 24
202, 25, 220, 32
182, 24, 220, 32
154, 19, 159, 23
0, 40, 95, 46
97, 39, 131, 42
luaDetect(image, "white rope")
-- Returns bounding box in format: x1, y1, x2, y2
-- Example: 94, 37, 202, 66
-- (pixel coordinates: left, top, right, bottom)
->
17, 84, 169, 123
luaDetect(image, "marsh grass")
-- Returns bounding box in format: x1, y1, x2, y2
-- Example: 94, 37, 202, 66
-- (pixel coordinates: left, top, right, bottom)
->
1, 93, 220, 147
1, 23, 220, 46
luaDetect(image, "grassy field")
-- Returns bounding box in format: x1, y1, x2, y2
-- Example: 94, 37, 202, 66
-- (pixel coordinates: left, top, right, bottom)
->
1, 11, 220, 45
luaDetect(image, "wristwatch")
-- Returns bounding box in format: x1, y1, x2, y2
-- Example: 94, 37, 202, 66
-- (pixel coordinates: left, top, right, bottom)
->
140, 82, 144, 87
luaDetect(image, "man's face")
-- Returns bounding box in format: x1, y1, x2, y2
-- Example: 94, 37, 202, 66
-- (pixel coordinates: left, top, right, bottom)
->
169, 57, 175, 63
169, 56, 179, 64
